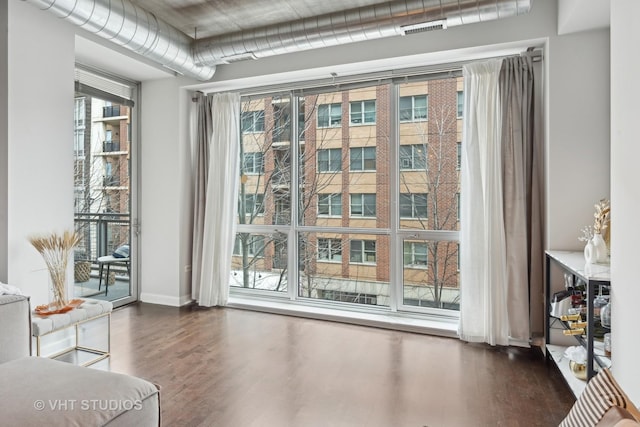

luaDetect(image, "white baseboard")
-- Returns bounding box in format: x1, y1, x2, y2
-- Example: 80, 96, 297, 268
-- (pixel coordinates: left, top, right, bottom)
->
139, 292, 193, 307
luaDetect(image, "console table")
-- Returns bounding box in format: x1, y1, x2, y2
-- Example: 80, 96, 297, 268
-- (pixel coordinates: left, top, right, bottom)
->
31, 299, 112, 366
545, 250, 611, 397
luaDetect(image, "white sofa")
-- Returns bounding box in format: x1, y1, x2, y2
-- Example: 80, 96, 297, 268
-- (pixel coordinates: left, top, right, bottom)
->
0, 294, 161, 426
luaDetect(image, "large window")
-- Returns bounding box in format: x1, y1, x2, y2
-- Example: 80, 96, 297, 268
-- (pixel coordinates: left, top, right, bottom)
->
350, 147, 376, 171
399, 95, 427, 122
399, 193, 428, 219
234, 76, 462, 314
317, 148, 342, 172
317, 103, 342, 128
350, 194, 376, 217
399, 144, 427, 170
350, 239, 376, 264
350, 100, 376, 125
241, 110, 265, 133
318, 194, 342, 216
243, 152, 264, 174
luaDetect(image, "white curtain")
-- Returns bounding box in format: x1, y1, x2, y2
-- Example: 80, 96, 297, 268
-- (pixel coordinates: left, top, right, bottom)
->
459, 56, 542, 346
191, 92, 240, 307
459, 59, 510, 346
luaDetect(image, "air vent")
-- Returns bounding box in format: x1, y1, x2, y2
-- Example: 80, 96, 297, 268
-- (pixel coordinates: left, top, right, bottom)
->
400, 20, 448, 35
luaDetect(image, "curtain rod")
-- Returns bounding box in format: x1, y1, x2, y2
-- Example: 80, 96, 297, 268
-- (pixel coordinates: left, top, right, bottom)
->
196, 47, 544, 99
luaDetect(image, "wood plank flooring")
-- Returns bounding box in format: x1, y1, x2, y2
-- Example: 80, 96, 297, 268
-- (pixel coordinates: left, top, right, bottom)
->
109, 302, 574, 427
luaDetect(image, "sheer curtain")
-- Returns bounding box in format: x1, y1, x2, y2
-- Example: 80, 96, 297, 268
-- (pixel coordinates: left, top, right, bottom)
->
191, 92, 240, 307
459, 56, 541, 346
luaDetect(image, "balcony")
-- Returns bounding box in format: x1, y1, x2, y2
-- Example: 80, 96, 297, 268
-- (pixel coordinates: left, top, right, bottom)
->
74, 212, 130, 301
103, 141, 121, 152
102, 105, 121, 117
103, 176, 120, 187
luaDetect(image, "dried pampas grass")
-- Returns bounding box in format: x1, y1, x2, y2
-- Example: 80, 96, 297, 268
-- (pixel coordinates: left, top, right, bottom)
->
29, 230, 80, 309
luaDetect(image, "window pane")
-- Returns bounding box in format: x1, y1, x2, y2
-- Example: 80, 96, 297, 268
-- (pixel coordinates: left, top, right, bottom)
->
239, 95, 291, 226
399, 79, 461, 236
402, 240, 459, 310
414, 95, 427, 120
298, 232, 388, 307
318, 104, 329, 128
231, 232, 288, 293
399, 96, 412, 121
350, 148, 363, 170
350, 102, 362, 124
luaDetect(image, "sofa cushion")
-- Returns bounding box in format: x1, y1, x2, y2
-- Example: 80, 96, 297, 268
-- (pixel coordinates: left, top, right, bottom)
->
597, 406, 640, 427
560, 368, 640, 427
0, 357, 160, 426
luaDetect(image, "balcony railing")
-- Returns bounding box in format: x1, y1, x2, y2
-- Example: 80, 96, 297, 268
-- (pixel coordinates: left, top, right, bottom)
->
103, 176, 120, 187
102, 105, 121, 117
103, 141, 121, 152
74, 212, 130, 263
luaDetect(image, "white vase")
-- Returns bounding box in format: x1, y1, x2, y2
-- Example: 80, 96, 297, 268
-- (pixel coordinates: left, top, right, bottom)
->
592, 233, 608, 263
584, 240, 597, 264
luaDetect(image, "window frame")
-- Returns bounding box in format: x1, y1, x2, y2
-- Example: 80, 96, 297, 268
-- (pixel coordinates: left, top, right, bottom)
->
350, 193, 377, 218
349, 99, 376, 125
317, 148, 342, 172
317, 193, 342, 217
349, 239, 377, 264
349, 146, 376, 171
317, 103, 342, 128
399, 94, 428, 122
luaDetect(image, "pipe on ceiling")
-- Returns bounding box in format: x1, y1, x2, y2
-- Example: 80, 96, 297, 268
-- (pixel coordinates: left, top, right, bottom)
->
22, 0, 216, 81
193, 0, 532, 66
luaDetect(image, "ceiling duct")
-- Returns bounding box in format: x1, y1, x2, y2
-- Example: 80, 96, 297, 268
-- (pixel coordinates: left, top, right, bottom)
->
193, 0, 532, 66
22, 0, 216, 81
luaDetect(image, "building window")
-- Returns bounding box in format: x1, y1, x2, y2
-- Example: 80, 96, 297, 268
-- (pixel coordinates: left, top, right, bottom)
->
243, 152, 264, 174
318, 194, 342, 216
399, 193, 428, 219
317, 238, 342, 261
349, 147, 376, 171
317, 148, 342, 172
317, 103, 342, 128
233, 234, 265, 257
399, 95, 427, 122
350, 194, 376, 217
318, 289, 377, 305
241, 110, 265, 133
243, 194, 264, 216
350, 239, 376, 264
350, 100, 376, 125
403, 242, 428, 267
399, 144, 427, 170
457, 142, 462, 170
457, 192, 460, 221
457, 91, 463, 118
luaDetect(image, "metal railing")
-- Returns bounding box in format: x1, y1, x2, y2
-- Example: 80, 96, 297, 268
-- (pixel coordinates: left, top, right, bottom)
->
74, 212, 130, 263
103, 141, 121, 152
102, 105, 121, 117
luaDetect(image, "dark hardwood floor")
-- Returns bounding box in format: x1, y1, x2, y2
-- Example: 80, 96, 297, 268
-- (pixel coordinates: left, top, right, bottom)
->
109, 302, 574, 427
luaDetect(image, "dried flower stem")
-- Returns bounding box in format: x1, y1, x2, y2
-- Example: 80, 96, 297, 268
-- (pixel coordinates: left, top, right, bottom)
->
593, 198, 610, 235
29, 230, 80, 308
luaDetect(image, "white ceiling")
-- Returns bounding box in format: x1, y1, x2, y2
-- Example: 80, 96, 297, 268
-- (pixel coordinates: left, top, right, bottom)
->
73, 0, 612, 83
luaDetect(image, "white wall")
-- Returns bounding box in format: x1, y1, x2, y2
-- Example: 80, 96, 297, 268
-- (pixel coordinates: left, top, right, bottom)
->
138, 78, 193, 306
0, 1, 8, 282
6, 1, 75, 305
545, 29, 611, 250
611, 0, 640, 403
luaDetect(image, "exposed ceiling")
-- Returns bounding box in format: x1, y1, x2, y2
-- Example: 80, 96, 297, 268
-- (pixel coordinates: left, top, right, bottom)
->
68, 0, 610, 83
133, 0, 390, 40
